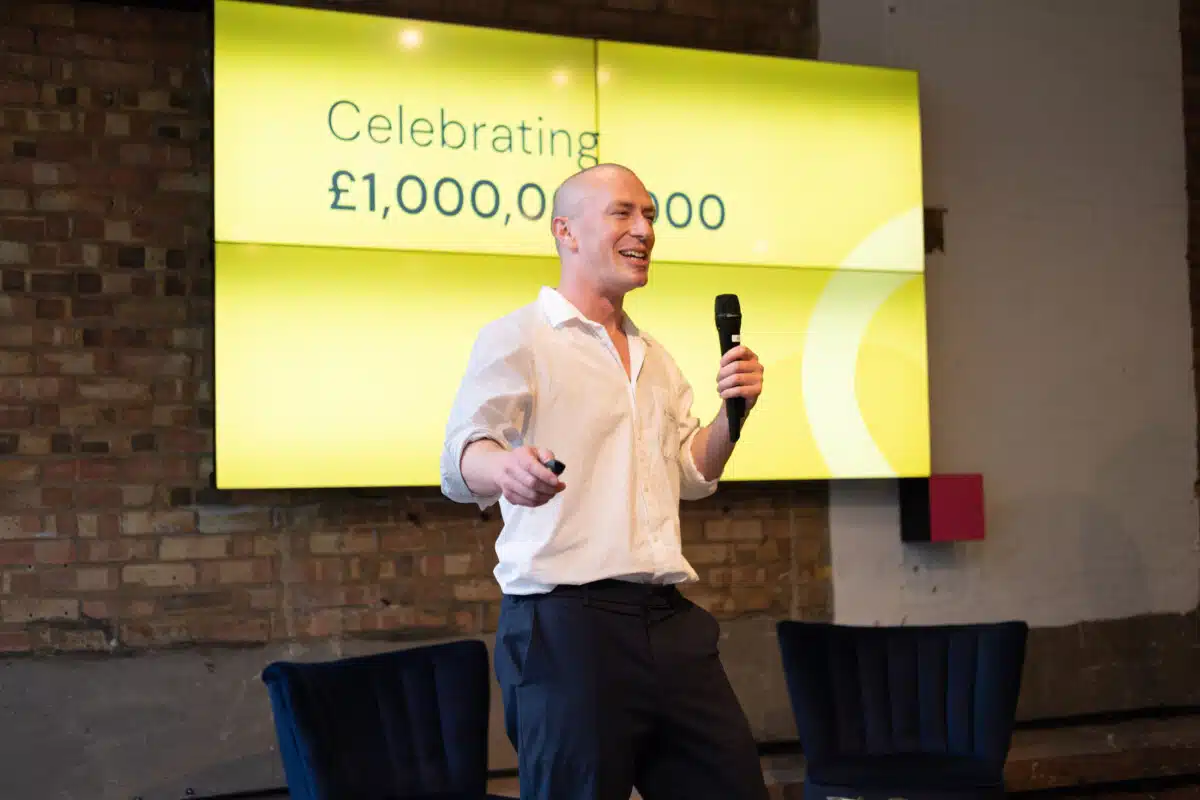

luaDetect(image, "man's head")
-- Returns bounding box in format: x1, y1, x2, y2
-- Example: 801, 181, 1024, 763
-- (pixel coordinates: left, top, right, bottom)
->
550, 164, 656, 299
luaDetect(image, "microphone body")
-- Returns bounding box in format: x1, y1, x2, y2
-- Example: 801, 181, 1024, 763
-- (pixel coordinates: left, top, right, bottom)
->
714, 294, 744, 443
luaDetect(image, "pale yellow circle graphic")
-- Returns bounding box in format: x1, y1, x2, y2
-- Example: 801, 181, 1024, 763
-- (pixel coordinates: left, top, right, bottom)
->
855, 274, 931, 477
801, 205, 930, 478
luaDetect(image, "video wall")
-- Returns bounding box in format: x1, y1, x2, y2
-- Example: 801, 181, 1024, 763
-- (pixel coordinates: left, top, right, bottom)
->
213, 0, 930, 489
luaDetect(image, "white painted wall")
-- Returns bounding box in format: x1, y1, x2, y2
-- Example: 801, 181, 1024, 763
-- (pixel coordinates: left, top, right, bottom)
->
821, 0, 1200, 627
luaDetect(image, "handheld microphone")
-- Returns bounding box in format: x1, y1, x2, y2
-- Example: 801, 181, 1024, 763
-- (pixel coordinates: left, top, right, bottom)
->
714, 294, 744, 443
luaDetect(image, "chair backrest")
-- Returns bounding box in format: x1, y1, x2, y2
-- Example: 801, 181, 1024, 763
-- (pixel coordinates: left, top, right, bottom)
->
776, 620, 1028, 772
261, 638, 491, 800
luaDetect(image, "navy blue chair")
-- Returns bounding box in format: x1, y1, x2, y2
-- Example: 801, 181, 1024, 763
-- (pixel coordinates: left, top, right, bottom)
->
262, 639, 506, 800
776, 620, 1028, 800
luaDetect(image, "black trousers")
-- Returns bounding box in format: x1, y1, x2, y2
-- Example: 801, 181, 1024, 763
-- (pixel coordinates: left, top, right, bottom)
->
494, 580, 770, 800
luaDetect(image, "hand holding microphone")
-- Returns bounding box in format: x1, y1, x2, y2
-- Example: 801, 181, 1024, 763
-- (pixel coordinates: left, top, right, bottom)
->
714, 294, 764, 443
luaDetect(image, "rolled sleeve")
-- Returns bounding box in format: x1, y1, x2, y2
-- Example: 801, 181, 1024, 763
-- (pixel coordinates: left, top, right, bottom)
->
679, 426, 718, 499
674, 380, 719, 501
440, 319, 533, 508
440, 429, 509, 509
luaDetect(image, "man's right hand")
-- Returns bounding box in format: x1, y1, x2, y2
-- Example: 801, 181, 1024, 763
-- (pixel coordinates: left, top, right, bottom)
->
495, 446, 565, 506
461, 441, 565, 507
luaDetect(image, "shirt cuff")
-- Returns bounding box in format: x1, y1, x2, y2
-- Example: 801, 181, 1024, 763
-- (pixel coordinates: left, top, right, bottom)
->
679, 428, 719, 500
440, 429, 509, 509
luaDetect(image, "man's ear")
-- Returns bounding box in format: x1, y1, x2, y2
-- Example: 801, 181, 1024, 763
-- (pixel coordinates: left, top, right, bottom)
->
551, 216, 576, 251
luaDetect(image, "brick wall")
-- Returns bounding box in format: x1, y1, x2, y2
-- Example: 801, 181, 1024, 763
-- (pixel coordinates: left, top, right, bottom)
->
0, 0, 829, 656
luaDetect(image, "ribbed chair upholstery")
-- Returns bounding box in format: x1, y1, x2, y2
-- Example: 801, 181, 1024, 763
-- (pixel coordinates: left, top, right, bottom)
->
262, 639, 505, 800
776, 620, 1029, 800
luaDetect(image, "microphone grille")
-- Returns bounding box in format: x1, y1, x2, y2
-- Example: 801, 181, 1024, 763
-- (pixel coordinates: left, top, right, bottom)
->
715, 294, 741, 316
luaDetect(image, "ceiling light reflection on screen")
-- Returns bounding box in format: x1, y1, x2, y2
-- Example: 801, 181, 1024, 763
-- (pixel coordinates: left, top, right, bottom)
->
398, 28, 421, 48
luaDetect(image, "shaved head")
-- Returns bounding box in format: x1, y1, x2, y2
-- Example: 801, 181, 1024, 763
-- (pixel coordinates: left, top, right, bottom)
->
551, 163, 639, 225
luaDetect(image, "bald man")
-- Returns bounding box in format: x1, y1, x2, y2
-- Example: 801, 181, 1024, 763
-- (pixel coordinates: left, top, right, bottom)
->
441, 164, 768, 800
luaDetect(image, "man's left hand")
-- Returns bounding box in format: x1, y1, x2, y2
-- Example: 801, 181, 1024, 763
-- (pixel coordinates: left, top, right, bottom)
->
716, 345, 764, 412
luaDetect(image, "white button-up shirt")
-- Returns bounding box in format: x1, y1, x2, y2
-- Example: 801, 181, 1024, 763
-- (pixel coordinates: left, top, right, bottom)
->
440, 286, 718, 595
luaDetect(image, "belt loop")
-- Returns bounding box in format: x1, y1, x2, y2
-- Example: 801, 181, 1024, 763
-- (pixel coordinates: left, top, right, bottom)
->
583, 583, 592, 608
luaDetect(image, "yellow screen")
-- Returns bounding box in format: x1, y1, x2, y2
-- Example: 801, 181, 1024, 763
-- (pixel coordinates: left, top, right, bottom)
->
213, 0, 930, 489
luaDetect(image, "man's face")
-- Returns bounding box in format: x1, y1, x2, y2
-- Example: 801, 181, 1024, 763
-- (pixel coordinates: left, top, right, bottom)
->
570, 169, 657, 295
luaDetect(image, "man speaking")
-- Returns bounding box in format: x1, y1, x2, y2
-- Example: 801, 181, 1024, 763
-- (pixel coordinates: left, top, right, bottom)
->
440, 163, 768, 800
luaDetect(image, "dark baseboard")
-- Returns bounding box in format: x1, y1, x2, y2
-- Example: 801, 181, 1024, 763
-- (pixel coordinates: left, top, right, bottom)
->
1012, 704, 1200, 731
755, 703, 1200, 757
1010, 771, 1200, 796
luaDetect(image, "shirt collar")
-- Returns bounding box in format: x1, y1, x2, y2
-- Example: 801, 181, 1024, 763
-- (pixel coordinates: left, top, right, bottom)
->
537, 286, 646, 342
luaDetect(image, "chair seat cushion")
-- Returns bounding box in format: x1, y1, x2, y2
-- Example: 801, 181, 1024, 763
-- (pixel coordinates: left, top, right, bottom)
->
810, 753, 1002, 790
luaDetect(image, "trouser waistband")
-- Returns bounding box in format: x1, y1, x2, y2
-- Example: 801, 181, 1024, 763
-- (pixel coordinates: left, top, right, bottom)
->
539, 579, 685, 611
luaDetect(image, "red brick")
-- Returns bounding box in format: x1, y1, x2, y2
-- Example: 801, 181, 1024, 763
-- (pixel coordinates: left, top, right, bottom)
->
0, 241, 30, 266
122, 563, 195, 588
0, 541, 37, 565
77, 377, 151, 402
704, 518, 764, 542
35, 539, 74, 564
79, 59, 155, 88
33, 189, 98, 214
0, 405, 33, 426
120, 510, 194, 535
0, 376, 66, 400
0, 514, 41, 539
35, 136, 96, 163
0, 189, 30, 212
40, 486, 71, 507
159, 535, 229, 560
309, 532, 377, 555
1, 218, 45, 241
0, 27, 36, 52
48, 511, 77, 536
34, 325, 79, 347
0, 79, 38, 104
78, 458, 119, 482
198, 558, 272, 585
0, 630, 31, 652
115, 352, 191, 376
2, 596, 80, 622
11, 4, 75, 28
0, 462, 39, 482
81, 538, 155, 562
0, 352, 33, 375
75, 486, 122, 508
158, 430, 208, 453
37, 352, 96, 375
40, 565, 116, 592
196, 507, 269, 534
74, 5, 152, 35
453, 580, 501, 602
